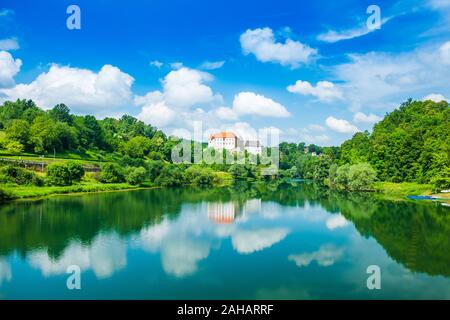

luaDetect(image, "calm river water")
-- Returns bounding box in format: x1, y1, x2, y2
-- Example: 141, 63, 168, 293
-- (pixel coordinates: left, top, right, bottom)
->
0, 182, 449, 299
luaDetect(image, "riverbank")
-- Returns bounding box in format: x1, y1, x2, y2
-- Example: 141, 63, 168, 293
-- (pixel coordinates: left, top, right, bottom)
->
0, 182, 154, 200
373, 181, 436, 201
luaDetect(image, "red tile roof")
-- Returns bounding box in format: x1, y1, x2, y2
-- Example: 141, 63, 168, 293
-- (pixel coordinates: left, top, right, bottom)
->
209, 131, 237, 139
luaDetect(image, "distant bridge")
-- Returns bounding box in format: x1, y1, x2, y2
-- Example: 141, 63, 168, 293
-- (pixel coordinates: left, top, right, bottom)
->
0, 158, 101, 172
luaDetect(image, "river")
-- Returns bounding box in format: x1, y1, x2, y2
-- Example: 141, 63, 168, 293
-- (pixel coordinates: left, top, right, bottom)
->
0, 182, 449, 299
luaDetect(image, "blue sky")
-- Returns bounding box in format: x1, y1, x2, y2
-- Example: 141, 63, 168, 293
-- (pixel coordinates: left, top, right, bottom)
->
0, 0, 449, 145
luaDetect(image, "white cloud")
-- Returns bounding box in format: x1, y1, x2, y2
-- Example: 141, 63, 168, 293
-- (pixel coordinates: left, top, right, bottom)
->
317, 17, 391, 43
287, 80, 343, 102
232, 91, 290, 117
137, 101, 176, 128
307, 124, 326, 132
150, 60, 163, 68
170, 62, 183, 69
353, 112, 382, 124
0, 50, 22, 87
0, 38, 19, 50
326, 116, 359, 134
240, 27, 317, 68
214, 106, 238, 121
27, 234, 127, 279
332, 42, 450, 112
288, 244, 345, 267
428, 0, 450, 9
422, 93, 447, 102
439, 41, 450, 64
200, 60, 225, 70
0, 258, 12, 285
163, 67, 215, 108
326, 215, 349, 230
0, 64, 134, 116
232, 228, 289, 254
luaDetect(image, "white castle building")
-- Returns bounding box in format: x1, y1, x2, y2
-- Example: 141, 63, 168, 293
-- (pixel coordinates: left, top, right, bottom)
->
208, 131, 262, 155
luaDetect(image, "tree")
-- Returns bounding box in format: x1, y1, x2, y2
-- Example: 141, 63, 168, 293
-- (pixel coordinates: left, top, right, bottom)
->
347, 163, 377, 191
4, 140, 24, 154
99, 163, 125, 183
122, 136, 151, 158
46, 163, 73, 186
49, 104, 72, 124
154, 165, 185, 186
5, 119, 30, 146
125, 166, 147, 185
66, 162, 85, 183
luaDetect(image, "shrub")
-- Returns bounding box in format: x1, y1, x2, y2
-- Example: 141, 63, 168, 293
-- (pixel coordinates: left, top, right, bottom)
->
99, 163, 125, 183
66, 162, 85, 183
46, 163, 72, 186
347, 163, 377, 191
5, 140, 24, 154
125, 166, 147, 185
154, 165, 185, 186
0, 165, 44, 186
184, 166, 214, 186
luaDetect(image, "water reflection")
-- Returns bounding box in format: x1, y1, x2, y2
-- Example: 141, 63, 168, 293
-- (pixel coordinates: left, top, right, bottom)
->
0, 182, 449, 298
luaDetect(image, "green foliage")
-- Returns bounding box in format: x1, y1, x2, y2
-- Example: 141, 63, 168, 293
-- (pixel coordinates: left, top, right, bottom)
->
329, 163, 376, 191
340, 100, 449, 187
0, 165, 44, 186
66, 162, 85, 183
122, 136, 152, 158
154, 164, 185, 186
46, 163, 72, 186
183, 166, 215, 186
5, 119, 30, 145
147, 160, 164, 181
125, 166, 147, 185
99, 163, 125, 183
4, 140, 24, 154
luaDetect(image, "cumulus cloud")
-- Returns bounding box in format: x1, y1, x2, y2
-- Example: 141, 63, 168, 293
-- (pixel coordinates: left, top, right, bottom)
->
27, 234, 127, 279
240, 27, 317, 68
199, 60, 225, 70
0, 50, 22, 87
422, 93, 447, 102
0, 64, 134, 116
353, 112, 382, 124
326, 116, 359, 134
0, 38, 19, 50
231, 228, 289, 254
162, 67, 215, 108
326, 215, 349, 230
287, 80, 343, 102
214, 106, 238, 121
232, 92, 290, 117
288, 244, 345, 267
331, 41, 450, 112
137, 101, 176, 128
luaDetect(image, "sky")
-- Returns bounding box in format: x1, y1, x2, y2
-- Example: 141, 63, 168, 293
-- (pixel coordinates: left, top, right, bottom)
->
0, 0, 449, 146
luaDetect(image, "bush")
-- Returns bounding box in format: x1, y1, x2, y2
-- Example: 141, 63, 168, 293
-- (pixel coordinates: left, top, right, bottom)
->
125, 166, 147, 185
99, 163, 125, 183
184, 166, 214, 186
347, 163, 377, 191
154, 165, 185, 186
66, 162, 85, 182
46, 163, 72, 186
0, 165, 44, 186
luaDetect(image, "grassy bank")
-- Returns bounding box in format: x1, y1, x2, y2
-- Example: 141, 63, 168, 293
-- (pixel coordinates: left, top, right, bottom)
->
1, 182, 151, 199
373, 182, 434, 201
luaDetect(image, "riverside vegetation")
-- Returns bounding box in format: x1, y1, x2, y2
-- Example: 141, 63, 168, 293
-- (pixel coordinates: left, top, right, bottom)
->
0, 98, 448, 201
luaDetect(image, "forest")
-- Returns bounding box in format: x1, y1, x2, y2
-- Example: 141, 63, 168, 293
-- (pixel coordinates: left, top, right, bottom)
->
0, 98, 448, 200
